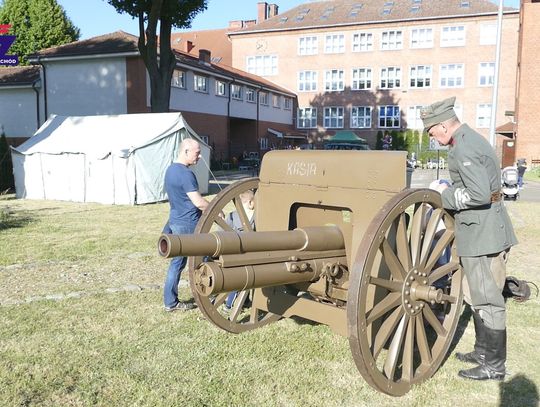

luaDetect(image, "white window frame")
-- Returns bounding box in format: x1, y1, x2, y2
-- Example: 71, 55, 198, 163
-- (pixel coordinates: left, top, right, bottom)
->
410, 27, 433, 49
171, 70, 185, 88
324, 33, 345, 54
378, 105, 401, 128
246, 88, 256, 103
476, 104, 492, 128
323, 106, 344, 128
199, 135, 209, 145
407, 105, 423, 129
409, 65, 432, 88
260, 137, 269, 150
439, 63, 464, 88
351, 106, 372, 128
272, 94, 281, 108
194, 75, 208, 93
297, 107, 317, 128
352, 32, 373, 52
480, 23, 497, 45
324, 69, 345, 91
284, 97, 292, 110
246, 55, 278, 76
298, 35, 318, 55
231, 84, 243, 100
259, 91, 269, 106
478, 62, 495, 86
440, 25, 466, 47
215, 80, 226, 96
298, 70, 318, 92
380, 67, 401, 89
381, 30, 403, 50
352, 68, 372, 90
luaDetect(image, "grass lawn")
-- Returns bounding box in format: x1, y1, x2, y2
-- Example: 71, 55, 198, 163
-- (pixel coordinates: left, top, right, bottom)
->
1, 193, 539, 406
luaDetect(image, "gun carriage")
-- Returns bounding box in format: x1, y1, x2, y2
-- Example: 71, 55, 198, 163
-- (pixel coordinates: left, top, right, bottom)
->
158, 150, 463, 396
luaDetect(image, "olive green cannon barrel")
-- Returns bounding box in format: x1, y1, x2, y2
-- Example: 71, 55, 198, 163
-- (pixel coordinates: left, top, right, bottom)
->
158, 225, 345, 258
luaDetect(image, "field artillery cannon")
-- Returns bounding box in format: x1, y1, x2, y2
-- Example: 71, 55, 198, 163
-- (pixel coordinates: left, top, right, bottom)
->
158, 150, 463, 396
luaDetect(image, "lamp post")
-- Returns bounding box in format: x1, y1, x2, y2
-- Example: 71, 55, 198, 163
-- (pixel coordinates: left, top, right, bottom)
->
489, 0, 504, 147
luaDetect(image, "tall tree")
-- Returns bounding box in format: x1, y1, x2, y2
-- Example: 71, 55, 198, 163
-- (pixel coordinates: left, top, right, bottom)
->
107, 0, 207, 112
0, 0, 80, 65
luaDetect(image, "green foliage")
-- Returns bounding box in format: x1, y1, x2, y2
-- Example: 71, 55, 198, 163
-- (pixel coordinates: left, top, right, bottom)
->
375, 130, 383, 150
0, 0, 80, 65
106, 0, 208, 112
0, 132, 14, 192
391, 130, 409, 151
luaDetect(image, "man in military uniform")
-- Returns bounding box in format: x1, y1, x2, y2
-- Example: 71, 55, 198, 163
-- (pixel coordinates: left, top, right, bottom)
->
421, 97, 518, 381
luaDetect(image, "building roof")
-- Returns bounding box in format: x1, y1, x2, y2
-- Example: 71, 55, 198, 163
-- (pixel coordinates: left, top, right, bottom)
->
171, 28, 232, 65
28, 31, 139, 60
0, 66, 40, 87
230, 0, 518, 35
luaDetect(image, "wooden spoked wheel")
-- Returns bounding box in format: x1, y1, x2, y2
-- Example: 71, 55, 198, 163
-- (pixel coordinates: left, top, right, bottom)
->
188, 178, 280, 333
347, 189, 463, 396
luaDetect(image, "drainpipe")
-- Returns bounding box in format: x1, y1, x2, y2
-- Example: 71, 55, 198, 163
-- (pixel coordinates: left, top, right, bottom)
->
36, 56, 48, 120
31, 78, 41, 130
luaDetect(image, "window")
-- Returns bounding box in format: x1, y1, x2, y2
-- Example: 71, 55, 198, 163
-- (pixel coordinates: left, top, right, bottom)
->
352, 32, 373, 52
476, 104, 492, 128
478, 62, 495, 86
260, 91, 269, 105
380, 67, 401, 89
272, 94, 281, 108
284, 97, 292, 110
480, 23, 496, 45
351, 106, 372, 128
298, 36, 318, 55
324, 69, 345, 91
171, 70, 185, 88
440, 63, 464, 87
324, 33, 345, 53
260, 137, 269, 150
352, 68, 372, 90
231, 84, 242, 100
200, 135, 209, 145
407, 105, 423, 129
194, 75, 208, 92
409, 65, 432, 88
246, 88, 256, 103
324, 107, 344, 128
297, 107, 317, 128
381, 30, 403, 50
246, 55, 278, 76
378, 105, 400, 128
410, 28, 433, 48
441, 25, 465, 47
298, 70, 318, 92
215, 80, 226, 96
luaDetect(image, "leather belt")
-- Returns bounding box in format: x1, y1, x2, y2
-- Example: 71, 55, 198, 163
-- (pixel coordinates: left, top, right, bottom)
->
491, 191, 502, 203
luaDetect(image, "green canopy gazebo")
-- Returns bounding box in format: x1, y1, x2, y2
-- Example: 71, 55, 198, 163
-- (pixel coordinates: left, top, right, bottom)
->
324, 131, 369, 150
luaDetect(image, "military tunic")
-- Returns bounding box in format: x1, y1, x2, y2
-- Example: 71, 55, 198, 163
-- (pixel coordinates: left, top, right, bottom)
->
440, 123, 518, 330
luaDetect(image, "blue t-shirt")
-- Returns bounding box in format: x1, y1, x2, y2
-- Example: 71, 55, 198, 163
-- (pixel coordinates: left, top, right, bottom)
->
164, 163, 201, 225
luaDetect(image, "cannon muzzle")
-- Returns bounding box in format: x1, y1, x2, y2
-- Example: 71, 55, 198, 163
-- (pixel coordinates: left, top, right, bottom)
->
158, 226, 345, 258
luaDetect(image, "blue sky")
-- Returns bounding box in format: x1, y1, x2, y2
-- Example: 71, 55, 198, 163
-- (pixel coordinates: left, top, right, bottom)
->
56, 0, 521, 40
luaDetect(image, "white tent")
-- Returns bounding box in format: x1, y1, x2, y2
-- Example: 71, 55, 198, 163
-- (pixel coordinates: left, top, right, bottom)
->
11, 112, 210, 205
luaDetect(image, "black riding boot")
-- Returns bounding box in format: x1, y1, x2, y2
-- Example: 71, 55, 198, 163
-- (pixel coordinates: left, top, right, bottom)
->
458, 328, 506, 381
455, 311, 486, 364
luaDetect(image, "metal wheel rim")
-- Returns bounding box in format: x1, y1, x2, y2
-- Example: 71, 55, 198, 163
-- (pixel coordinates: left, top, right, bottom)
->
188, 177, 280, 333
347, 188, 463, 396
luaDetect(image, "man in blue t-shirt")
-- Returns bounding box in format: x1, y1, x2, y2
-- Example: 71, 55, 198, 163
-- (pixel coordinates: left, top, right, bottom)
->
163, 138, 208, 312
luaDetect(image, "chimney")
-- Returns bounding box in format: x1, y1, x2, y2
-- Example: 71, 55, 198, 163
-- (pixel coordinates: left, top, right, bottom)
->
258, 2, 269, 23
268, 4, 279, 18
185, 40, 194, 53
199, 49, 211, 64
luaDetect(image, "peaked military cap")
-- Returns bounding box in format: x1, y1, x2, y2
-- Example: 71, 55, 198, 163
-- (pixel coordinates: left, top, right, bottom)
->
420, 96, 457, 132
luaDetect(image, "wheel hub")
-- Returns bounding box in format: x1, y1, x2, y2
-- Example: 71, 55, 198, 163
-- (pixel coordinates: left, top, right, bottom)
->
401, 267, 443, 315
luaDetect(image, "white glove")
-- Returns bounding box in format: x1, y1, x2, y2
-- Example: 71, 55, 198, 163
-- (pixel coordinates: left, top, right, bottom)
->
429, 179, 450, 193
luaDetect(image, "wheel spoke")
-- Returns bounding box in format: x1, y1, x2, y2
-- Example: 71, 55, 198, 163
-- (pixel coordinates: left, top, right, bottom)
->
428, 261, 460, 285
410, 203, 427, 266
424, 230, 454, 271
401, 314, 416, 382
366, 292, 402, 325
415, 314, 432, 366
212, 293, 228, 307
396, 213, 412, 273
229, 290, 249, 322
372, 306, 403, 358
369, 277, 403, 292
422, 306, 447, 336
233, 195, 254, 232
214, 215, 233, 232
420, 208, 443, 265
381, 238, 406, 281
383, 314, 409, 380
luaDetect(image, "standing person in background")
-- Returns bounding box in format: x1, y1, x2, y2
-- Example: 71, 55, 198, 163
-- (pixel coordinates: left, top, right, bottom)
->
163, 138, 208, 312
421, 97, 518, 381
517, 159, 527, 189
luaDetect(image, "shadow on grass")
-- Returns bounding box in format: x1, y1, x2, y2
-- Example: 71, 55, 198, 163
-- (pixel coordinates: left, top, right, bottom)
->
499, 374, 539, 407
0, 208, 34, 231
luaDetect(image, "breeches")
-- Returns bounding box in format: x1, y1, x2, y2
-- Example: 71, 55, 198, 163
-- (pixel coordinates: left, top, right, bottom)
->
461, 250, 508, 330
